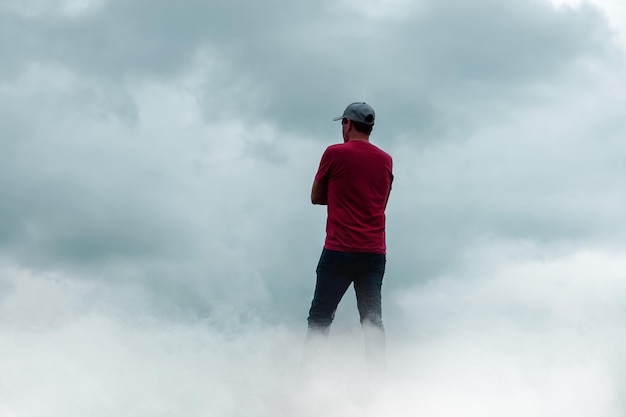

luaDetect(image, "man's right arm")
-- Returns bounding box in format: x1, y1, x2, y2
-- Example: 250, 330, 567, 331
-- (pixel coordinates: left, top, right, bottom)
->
312, 148, 332, 205
311, 180, 328, 205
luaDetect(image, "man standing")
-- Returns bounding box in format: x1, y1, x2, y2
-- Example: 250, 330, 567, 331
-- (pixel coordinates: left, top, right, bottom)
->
307, 102, 393, 372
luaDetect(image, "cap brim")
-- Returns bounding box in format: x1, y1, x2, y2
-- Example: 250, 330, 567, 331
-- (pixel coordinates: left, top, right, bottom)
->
332, 115, 344, 121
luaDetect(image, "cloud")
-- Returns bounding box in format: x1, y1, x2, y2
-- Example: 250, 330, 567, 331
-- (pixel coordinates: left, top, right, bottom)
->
2, 0, 626, 314
0, 62, 325, 319
2, 245, 626, 416
1, 0, 615, 139
2, 1, 626, 414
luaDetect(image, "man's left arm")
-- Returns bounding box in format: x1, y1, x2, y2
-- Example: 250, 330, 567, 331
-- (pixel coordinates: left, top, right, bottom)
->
384, 172, 394, 209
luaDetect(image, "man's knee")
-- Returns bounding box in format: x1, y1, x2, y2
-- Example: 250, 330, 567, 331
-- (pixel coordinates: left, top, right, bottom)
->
307, 308, 335, 332
360, 314, 383, 329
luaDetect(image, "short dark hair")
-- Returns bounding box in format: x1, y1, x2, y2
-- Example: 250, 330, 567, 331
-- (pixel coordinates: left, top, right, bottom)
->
352, 120, 373, 135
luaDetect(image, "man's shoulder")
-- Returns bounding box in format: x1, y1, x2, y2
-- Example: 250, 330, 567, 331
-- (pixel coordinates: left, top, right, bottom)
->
325, 143, 345, 152
365, 142, 393, 163
372, 143, 392, 158
321, 143, 347, 159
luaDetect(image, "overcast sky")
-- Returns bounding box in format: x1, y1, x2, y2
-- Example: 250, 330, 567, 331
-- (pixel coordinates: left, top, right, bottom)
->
2, 0, 626, 416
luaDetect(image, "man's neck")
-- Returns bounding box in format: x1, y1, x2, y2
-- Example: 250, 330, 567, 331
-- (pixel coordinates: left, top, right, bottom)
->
347, 133, 370, 143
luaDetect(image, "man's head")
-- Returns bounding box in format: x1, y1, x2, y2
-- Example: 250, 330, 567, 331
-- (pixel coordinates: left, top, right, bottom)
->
333, 102, 375, 127
333, 102, 375, 140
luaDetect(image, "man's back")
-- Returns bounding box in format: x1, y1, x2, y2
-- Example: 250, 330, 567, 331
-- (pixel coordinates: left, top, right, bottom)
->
315, 140, 393, 254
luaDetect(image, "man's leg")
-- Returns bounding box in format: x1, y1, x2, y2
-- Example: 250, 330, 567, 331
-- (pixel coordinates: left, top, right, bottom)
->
353, 254, 386, 377
302, 250, 351, 375
307, 249, 352, 335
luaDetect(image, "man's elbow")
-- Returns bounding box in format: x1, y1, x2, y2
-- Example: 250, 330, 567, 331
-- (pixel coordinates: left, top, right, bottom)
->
311, 193, 328, 205
311, 197, 328, 205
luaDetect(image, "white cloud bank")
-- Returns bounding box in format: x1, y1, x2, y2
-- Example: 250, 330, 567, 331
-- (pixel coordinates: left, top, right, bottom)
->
2, 244, 626, 416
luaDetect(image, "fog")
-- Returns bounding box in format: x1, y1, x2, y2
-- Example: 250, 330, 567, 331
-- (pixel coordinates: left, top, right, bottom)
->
3, 243, 626, 416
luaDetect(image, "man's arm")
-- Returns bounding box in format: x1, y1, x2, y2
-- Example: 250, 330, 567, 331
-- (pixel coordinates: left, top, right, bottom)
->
384, 185, 392, 209
312, 147, 332, 205
311, 180, 328, 205
384, 174, 394, 209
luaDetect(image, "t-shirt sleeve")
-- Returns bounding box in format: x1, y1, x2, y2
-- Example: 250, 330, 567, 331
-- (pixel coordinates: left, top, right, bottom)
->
314, 147, 333, 183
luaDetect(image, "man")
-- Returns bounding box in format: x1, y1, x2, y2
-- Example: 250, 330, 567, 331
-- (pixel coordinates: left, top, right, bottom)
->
307, 102, 393, 372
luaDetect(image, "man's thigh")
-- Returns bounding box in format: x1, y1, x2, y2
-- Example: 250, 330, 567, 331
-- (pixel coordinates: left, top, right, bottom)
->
353, 254, 386, 324
309, 250, 353, 320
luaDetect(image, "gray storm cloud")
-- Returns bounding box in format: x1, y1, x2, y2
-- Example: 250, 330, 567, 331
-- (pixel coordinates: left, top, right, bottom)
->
0, 0, 613, 136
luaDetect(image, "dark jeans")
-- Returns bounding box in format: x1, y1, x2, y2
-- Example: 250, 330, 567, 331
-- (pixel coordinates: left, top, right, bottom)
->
306, 249, 386, 372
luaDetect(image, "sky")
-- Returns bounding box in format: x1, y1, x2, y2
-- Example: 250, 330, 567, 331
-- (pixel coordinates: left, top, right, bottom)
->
2, 0, 626, 415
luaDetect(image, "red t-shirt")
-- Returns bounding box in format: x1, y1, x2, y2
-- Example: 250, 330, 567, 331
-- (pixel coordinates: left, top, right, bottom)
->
314, 140, 393, 254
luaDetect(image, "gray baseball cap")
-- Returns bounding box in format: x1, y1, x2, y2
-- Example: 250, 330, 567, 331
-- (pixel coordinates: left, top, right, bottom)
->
333, 102, 375, 126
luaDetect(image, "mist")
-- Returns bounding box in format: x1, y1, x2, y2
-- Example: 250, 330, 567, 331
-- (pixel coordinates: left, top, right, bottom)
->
3, 242, 626, 416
